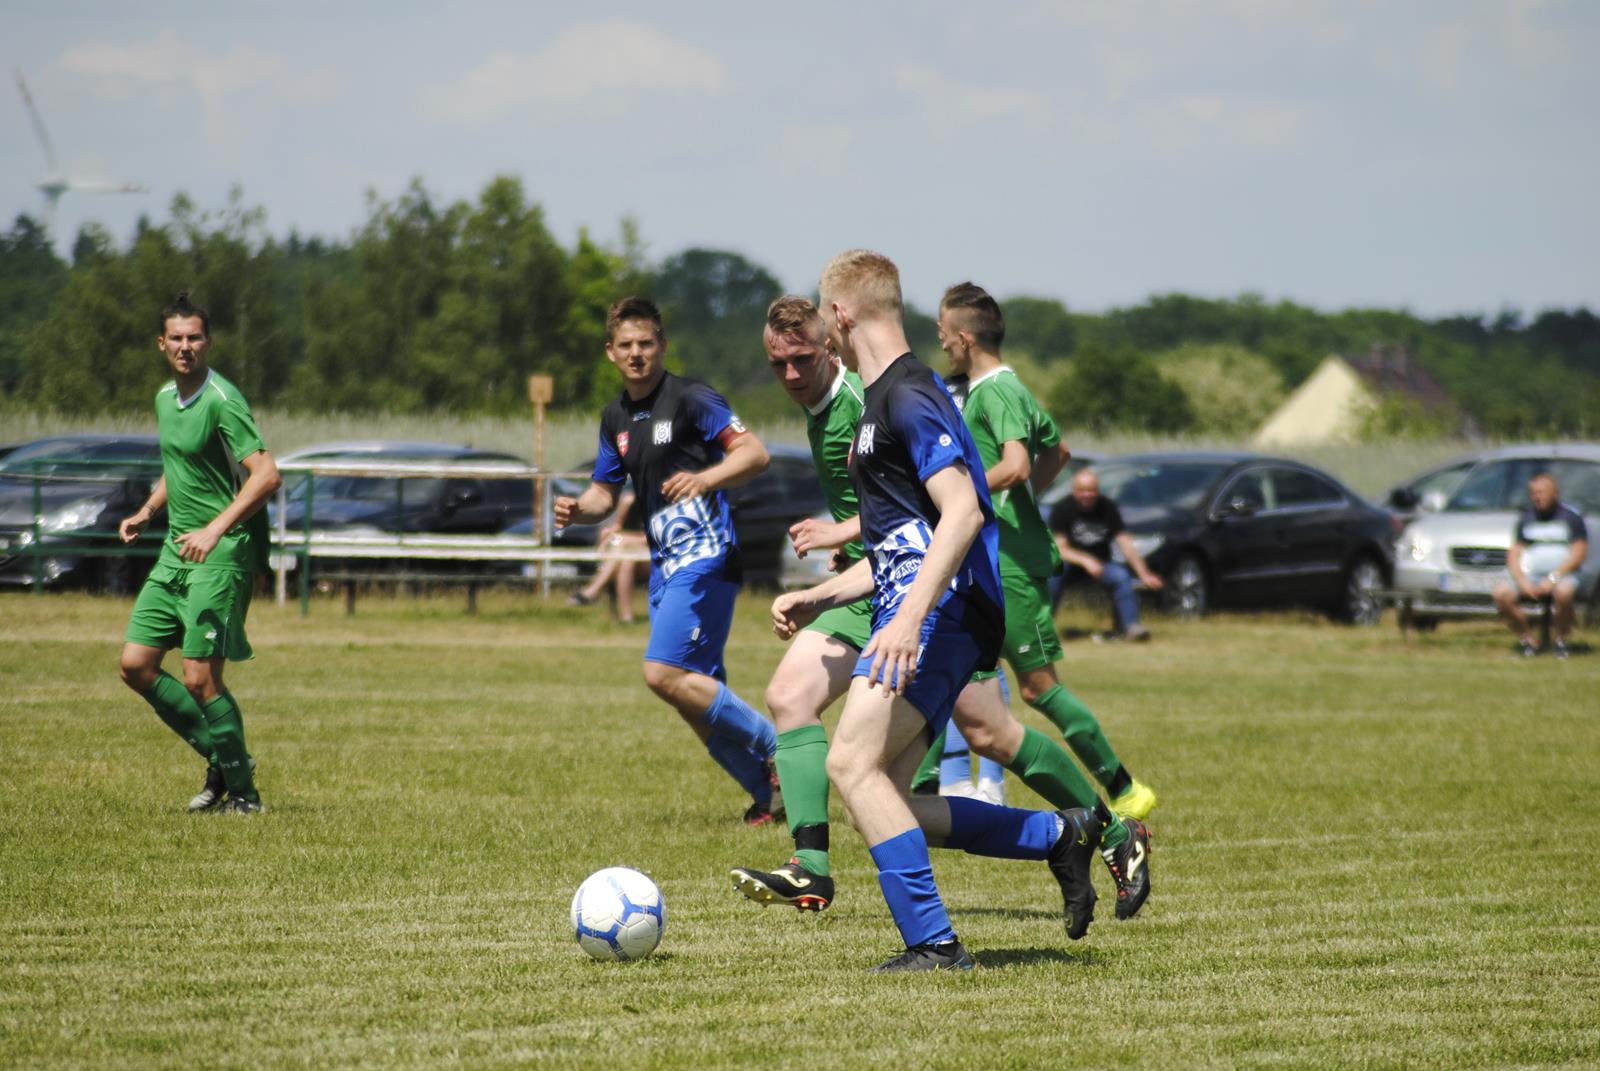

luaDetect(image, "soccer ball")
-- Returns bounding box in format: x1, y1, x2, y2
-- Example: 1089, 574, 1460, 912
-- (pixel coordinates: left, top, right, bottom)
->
571, 867, 666, 962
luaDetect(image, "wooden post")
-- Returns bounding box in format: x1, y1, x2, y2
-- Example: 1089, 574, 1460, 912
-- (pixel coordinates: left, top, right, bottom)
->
528, 374, 555, 599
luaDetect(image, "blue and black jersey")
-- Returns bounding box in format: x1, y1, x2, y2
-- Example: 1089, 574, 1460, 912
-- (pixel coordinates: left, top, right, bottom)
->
594, 373, 744, 582
847, 353, 1005, 666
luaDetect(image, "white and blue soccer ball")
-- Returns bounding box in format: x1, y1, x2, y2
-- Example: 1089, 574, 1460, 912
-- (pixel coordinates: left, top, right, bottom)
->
571, 867, 666, 962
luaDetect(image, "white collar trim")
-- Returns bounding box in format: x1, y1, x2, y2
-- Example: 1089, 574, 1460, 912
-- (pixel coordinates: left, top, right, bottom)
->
806, 366, 847, 416
176, 370, 214, 409
966, 364, 1013, 391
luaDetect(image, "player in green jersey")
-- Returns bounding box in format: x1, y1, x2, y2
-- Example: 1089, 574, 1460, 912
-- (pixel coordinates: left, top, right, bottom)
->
925, 282, 1155, 912
731, 297, 1131, 918
117, 293, 281, 814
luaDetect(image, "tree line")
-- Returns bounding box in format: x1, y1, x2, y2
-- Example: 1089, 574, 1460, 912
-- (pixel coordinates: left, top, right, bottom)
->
2, 175, 1596, 438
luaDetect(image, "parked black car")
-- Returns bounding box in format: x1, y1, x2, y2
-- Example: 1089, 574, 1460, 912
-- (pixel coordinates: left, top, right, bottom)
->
0, 434, 163, 592
276, 443, 536, 537
520, 443, 829, 588
1084, 452, 1396, 623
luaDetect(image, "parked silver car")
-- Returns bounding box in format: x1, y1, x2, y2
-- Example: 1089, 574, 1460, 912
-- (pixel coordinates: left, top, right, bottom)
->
1393, 444, 1600, 627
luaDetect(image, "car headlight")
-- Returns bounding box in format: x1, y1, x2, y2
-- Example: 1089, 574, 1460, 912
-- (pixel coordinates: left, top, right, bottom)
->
40, 499, 105, 533
1397, 532, 1432, 562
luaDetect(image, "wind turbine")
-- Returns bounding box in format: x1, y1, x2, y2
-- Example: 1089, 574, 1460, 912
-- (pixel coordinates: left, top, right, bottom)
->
14, 70, 146, 235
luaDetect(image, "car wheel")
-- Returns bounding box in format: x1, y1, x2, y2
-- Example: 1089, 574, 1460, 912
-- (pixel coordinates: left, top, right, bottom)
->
1336, 554, 1386, 626
1162, 553, 1208, 619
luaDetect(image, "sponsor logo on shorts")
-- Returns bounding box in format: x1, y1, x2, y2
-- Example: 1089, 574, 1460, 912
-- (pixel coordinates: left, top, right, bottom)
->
938, 434, 952, 447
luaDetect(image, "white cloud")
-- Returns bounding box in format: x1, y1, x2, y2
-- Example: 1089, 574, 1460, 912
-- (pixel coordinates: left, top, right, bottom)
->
418, 19, 730, 126
894, 64, 1051, 133
57, 29, 334, 162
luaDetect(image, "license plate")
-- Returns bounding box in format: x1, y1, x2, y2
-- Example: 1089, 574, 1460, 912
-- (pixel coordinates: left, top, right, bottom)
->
1438, 571, 1502, 594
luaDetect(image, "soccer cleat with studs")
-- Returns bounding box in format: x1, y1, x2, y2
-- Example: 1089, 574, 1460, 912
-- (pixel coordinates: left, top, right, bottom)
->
1101, 816, 1152, 920
871, 940, 974, 972
1109, 778, 1157, 821
742, 800, 779, 826
187, 764, 227, 813
730, 859, 835, 912
1047, 803, 1108, 940
217, 796, 265, 815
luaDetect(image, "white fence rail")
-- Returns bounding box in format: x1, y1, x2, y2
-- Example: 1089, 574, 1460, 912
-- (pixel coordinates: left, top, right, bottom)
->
271, 459, 646, 610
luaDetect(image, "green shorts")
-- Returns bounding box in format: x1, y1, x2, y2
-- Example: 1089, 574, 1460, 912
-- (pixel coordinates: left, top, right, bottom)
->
804, 596, 873, 651
125, 562, 256, 661
971, 571, 1061, 681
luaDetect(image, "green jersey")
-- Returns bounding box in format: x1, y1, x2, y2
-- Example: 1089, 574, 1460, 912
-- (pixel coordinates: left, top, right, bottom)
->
959, 366, 1061, 578
804, 367, 867, 564
154, 370, 271, 574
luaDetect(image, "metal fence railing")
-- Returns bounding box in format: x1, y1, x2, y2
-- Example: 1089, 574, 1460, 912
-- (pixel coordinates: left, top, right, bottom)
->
2, 457, 646, 613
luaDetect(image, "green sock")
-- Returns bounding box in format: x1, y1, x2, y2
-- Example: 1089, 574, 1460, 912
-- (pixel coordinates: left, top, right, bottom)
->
1005, 727, 1100, 810
1029, 684, 1124, 791
775, 725, 830, 876
201, 691, 257, 802
1102, 813, 1129, 851
141, 671, 215, 762
910, 728, 945, 794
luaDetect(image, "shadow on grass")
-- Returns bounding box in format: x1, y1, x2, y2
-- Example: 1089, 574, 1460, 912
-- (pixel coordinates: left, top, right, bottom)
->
950, 906, 1059, 922
971, 946, 1103, 970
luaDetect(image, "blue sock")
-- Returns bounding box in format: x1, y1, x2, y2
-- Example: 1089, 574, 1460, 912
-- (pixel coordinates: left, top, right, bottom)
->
702, 684, 776, 800
939, 721, 972, 787
942, 797, 1060, 860
869, 829, 957, 948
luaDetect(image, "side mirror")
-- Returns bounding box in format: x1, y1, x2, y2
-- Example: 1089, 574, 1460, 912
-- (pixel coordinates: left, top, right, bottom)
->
443, 485, 482, 514
1388, 487, 1419, 510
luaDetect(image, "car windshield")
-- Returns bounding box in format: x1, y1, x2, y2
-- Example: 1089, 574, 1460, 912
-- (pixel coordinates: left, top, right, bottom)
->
1093, 460, 1229, 510
1445, 458, 1600, 513
289, 473, 445, 505
0, 440, 156, 479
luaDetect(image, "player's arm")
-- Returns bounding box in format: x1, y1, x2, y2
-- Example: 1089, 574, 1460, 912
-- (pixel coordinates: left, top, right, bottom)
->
174, 451, 283, 564
863, 464, 983, 693
1031, 440, 1072, 495
985, 439, 1031, 492
555, 481, 623, 528
770, 557, 874, 639
662, 429, 769, 502
119, 476, 168, 543
790, 513, 861, 558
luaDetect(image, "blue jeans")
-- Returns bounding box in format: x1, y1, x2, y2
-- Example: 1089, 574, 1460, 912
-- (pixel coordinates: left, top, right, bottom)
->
1099, 562, 1142, 631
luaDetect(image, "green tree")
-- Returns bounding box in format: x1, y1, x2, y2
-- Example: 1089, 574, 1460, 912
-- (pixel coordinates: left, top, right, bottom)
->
1154, 343, 1285, 435
1050, 345, 1195, 434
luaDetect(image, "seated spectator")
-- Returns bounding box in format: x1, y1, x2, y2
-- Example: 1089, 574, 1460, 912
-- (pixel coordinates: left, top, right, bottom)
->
1491, 472, 1588, 659
1050, 470, 1164, 641
568, 491, 648, 624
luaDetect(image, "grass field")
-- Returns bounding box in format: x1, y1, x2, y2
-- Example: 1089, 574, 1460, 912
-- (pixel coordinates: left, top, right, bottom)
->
2, 593, 1598, 1069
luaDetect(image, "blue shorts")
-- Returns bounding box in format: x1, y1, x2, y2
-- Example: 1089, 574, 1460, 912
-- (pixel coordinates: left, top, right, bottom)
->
854, 593, 987, 735
645, 561, 739, 681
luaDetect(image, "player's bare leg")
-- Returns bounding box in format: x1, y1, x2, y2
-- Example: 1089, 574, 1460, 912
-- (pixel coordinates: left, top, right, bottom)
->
730, 630, 856, 910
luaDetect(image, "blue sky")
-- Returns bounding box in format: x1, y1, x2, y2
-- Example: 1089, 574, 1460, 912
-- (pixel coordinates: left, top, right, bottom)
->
6, 1, 1596, 317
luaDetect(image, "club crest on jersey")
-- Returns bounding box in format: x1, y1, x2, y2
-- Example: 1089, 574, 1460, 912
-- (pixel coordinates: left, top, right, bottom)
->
616, 430, 630, 456
857, 423, 877, 456
729, 416, 746, 434
653, 421, 673, 445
